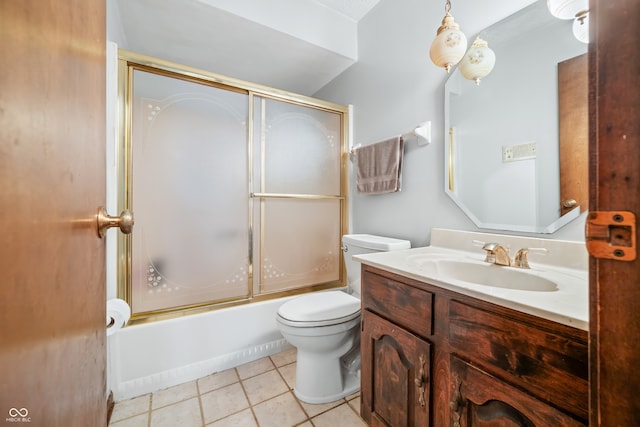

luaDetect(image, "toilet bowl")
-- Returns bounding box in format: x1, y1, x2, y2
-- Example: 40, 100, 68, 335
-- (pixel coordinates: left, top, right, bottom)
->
276, 234, 411, 404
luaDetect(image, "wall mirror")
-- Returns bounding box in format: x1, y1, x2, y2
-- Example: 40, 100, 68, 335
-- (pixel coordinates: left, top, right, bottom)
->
444, 0, 588, 233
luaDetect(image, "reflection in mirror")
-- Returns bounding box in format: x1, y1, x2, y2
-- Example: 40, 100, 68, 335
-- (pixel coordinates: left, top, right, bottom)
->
444, 0, 587, 233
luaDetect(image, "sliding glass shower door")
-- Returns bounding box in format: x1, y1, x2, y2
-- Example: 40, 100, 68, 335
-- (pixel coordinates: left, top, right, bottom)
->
118, 53, 349, 321
252, 97, 343, 295
129, 69, 250, 315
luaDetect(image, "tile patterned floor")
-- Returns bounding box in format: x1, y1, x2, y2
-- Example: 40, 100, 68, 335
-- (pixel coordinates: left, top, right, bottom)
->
109, 348, 366, 427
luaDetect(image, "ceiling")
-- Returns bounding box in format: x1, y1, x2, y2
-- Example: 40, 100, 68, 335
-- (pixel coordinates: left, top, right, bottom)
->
313, 0, 383, 21
111, 0, 382, 95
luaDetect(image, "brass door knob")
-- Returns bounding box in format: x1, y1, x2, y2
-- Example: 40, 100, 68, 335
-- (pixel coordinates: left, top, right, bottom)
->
96, 207, 134, 238
562, 199, 577, 208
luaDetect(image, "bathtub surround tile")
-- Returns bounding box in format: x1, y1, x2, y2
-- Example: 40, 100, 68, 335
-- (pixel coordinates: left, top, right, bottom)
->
198, 368, 239, 394
110, 393, 151, 423
251, 392, 308, 427
151, 380, 198, 409
201, 382, 250, 424
236, 357, 275, 379
242, 369, 289, 405
108, 349, 367, 427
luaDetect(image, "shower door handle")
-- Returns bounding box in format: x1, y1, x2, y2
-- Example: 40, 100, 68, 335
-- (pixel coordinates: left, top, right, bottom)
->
96, 206, 134, 238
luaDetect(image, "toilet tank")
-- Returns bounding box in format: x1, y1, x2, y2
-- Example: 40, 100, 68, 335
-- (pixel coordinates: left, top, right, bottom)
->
342, 234, 411, 296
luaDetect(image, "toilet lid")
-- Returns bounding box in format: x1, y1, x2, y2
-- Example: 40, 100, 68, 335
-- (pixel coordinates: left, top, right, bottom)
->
278, 291, 360, 323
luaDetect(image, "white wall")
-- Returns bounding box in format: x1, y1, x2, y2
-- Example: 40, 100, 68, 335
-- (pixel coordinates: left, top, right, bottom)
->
314, 0, 586, 247
106, 0, 127, 46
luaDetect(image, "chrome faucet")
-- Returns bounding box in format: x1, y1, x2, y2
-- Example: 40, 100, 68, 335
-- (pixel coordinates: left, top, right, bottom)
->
481, 243, 511, 266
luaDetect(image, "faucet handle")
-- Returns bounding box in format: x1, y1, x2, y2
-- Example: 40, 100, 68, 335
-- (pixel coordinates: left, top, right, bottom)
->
513, 247, 548, 269
472, 239, 486, 248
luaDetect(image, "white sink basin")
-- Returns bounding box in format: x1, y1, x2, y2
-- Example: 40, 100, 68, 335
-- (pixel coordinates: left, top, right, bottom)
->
408, 257, 558, 292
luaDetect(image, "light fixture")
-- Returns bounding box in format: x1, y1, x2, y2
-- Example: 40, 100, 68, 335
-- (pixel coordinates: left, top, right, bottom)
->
572, 10, 589, 44
430, 0, 467, 73
458, 37, 496, 85
547, 0, 588, 20
547, 0, 589, 44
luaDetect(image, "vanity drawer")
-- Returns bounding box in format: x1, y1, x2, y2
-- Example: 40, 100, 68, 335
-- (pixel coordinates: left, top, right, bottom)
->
448, 300, 588, 420
362, 270, 433, 338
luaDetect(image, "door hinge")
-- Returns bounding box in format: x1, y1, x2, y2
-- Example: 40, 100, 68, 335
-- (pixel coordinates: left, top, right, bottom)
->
586, 211, 636, 261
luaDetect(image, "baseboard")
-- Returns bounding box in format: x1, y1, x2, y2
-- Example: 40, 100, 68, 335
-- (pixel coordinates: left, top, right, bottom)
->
113, 338, 292, 401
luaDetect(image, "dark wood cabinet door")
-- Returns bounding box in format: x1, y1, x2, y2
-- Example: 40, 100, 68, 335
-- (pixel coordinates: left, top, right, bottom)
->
448, 301, 588, 420
361, 310, 431, 427
450, 357, 585, 427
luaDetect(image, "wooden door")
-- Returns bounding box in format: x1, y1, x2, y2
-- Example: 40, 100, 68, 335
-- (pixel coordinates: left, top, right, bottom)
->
558, 53, 588, 216
361, 311, 431, 427
589, 0, 640, 424
0, 1, 107, 426
449, 357, 585, 427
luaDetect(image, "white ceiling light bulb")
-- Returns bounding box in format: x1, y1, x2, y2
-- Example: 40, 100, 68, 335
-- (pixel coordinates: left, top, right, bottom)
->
430, 0, 468, 72
547, 0, 588, 19
572, 10, 589, 43
458, 37, 496, 85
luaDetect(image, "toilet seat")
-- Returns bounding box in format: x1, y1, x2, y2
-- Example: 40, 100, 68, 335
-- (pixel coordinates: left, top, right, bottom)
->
277, 291, 360, 328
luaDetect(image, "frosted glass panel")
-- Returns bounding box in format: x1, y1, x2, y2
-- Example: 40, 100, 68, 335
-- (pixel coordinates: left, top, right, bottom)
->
130, 70, 249, 315
120, 57, 348, 320
262, 98, 341, 195
259, 199, 341, 293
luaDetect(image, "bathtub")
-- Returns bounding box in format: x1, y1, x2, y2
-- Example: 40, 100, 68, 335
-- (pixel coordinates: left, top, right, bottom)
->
108, 297, 295, 401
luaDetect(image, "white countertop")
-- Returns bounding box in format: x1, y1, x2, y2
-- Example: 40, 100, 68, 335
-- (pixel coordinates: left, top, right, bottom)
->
353, 229, 589, 331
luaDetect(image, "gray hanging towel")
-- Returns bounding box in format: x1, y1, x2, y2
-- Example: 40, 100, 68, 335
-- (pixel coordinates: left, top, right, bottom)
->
355, 136, 404, 195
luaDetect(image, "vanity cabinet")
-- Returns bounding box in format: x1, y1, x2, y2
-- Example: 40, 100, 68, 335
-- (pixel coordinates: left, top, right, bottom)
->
360, 265, 588, 427
361, 311, 431, 426
450, 357, 584, 427
360, 269, 433, 426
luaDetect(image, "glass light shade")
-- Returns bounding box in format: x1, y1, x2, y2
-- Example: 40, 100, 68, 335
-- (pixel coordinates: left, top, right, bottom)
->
572, 10, 589, 43
547, 0, 588, 19
458, 38, 496, 85
430, 13, 468, 72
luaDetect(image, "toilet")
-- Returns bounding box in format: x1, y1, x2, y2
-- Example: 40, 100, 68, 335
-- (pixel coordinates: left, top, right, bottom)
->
276, 234, 411, 404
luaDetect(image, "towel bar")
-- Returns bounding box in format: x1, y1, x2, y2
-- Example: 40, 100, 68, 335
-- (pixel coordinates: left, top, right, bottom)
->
349, 121, 431, 156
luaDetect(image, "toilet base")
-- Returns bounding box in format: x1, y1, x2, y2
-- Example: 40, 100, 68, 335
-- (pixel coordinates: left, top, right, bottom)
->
290, 334, 361, 405
293, 368, 360, 404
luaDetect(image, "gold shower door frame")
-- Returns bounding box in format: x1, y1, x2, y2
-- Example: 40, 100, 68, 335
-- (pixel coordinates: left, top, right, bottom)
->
117, 50, 350, 323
